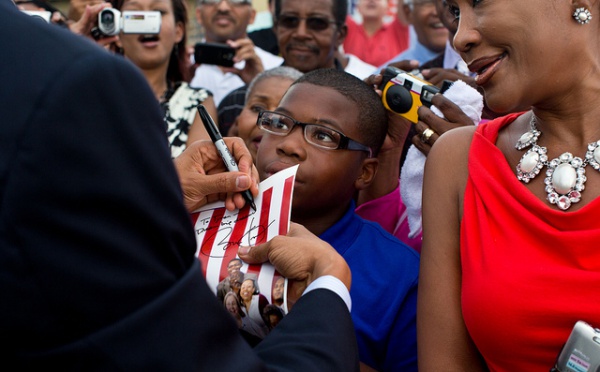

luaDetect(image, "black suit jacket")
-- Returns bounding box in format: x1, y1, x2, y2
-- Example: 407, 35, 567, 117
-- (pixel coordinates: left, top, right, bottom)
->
0, 4, 359, 371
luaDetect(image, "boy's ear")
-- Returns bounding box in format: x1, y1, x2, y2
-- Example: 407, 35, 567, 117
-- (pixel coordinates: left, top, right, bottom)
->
354, 157, 378, 190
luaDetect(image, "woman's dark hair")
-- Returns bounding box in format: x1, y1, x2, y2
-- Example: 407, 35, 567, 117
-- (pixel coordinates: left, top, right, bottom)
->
111, 0, 190, 82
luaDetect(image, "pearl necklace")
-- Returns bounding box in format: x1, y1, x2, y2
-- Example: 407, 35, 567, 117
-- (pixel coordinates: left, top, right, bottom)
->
515, 115, 600, 210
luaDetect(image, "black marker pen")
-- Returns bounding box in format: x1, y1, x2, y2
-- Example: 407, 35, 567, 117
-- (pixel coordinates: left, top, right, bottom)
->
197, 104, 256, 211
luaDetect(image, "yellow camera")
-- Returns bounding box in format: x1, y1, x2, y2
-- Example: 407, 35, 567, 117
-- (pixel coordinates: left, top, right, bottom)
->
380, 66, 440, 124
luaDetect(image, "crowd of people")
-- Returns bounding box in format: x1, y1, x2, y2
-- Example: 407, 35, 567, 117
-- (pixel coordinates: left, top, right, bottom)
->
6, 0, 600, 370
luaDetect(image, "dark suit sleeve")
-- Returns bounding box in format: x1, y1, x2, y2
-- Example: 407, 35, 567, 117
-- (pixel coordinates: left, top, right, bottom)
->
1, 12, 358, 370
255, 289, 360, 372
3, 45, 258, 370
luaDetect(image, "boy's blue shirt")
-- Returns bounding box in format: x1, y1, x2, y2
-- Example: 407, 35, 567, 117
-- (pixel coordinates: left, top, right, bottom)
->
320, 201, 420, 372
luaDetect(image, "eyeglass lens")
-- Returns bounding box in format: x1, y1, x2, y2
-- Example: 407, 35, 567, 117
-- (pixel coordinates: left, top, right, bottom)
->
259, 112, 344, 150
277, 15, 334, 31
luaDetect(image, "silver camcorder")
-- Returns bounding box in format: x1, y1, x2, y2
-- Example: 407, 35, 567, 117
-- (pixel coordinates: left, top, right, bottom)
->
97, 9, 161, 36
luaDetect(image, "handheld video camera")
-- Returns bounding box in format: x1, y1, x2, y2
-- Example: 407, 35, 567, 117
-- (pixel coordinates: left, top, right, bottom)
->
379, 66, 441, 124
97, 9, 161, 36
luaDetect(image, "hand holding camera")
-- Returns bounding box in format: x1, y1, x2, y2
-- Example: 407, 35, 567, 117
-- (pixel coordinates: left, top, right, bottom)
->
379, 66, 442, 124
94, 8, 161, 38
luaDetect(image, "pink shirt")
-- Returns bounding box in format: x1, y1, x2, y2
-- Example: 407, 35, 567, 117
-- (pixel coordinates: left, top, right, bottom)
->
355, 184, 422, 253
343, 16, 410, 68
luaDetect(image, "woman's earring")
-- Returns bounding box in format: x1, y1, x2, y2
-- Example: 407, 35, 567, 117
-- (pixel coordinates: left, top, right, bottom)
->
573, 7, 592, 25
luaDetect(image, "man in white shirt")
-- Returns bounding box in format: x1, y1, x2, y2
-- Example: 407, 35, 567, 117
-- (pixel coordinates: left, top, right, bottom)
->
191, 0, 283, 106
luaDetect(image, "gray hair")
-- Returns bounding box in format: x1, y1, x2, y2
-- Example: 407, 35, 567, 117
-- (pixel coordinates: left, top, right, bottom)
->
245, 66, 304, 102
404, 0, 414, 11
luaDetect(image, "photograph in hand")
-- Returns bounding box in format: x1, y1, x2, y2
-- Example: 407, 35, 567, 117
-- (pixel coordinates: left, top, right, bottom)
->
191, 166, 298, 341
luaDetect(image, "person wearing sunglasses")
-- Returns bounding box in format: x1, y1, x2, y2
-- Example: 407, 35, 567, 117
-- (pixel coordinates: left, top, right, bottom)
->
190, 0, 283, 106
274, 0, 348, 73
255, 68, 420, 372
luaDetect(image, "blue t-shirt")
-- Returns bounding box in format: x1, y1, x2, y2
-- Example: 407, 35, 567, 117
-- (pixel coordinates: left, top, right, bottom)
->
320, 203, 419, 372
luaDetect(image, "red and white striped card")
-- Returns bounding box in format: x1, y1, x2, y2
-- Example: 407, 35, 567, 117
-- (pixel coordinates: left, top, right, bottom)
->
191, 165, 298, 311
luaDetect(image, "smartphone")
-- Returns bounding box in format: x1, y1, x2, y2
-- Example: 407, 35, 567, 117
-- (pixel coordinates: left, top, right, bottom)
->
553, 321, 600, 372
194, 42, 236, 67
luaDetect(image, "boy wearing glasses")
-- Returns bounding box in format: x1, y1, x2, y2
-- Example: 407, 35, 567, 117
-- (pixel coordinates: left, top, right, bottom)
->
190, 0, 283, 105
255, 68, 419, 372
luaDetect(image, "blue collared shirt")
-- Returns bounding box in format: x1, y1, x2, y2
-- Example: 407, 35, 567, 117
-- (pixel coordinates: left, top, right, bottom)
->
375, 40, 441, 73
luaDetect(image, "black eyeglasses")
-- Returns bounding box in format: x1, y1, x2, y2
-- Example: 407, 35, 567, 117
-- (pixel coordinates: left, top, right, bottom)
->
257, 111, 373, 158
276, 14, 338, 31
200, 0, 251, 5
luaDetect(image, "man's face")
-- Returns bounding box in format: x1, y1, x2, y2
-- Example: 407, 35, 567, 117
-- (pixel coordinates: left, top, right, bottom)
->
196, 0, 256, 43
227, 259, 242, 276
272, 277, 284, 300
256, 83, 368, 220
230, 271, 243, 294
275, 0, 347, 73
404, 0, 448, 53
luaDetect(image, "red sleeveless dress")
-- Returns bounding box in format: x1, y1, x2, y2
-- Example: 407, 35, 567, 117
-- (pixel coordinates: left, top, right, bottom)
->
461, 113, 600, 371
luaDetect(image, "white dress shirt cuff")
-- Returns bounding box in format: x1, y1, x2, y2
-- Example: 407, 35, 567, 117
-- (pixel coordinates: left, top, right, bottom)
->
302, 275, 352, 312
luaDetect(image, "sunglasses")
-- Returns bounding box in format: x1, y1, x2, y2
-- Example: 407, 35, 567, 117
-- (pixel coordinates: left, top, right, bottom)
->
200, 0, 251, 5
276, 14, 338, 31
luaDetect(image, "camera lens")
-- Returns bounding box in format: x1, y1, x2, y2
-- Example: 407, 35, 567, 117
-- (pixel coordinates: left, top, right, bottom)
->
98, 9, 119, 35
101, 12, 113, 24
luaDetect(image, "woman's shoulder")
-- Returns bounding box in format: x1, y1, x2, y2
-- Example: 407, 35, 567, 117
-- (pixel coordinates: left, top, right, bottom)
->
432, 125, 477, 161
431, 113, 524, 163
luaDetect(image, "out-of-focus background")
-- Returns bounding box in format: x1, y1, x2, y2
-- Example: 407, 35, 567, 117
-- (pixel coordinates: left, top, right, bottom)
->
46, 0, 270, 45
43, 0, 400, 47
